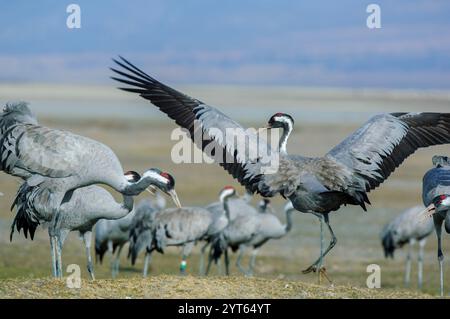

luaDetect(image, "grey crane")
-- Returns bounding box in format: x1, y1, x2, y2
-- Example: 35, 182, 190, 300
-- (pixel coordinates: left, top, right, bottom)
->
111, 56, 450, 277
95, 193, 165, 278
421, 155, 450, 296
202, 187, 259, 275
212, 188, 294, 276
0, 102, 181, 240
381, 205, 434, 289
10, 170, 155, 279
129, 200, 225, 276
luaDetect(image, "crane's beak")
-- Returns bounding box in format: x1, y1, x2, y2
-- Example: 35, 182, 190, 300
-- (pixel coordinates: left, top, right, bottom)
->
167, 189, 182, 208
259, 125, 272, 132
145, 185, 158, 195
419, 203, 436, 222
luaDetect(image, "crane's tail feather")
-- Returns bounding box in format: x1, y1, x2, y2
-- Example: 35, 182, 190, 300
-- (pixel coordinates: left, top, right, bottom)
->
10, 182, 41, 241
210, 233, 228, 264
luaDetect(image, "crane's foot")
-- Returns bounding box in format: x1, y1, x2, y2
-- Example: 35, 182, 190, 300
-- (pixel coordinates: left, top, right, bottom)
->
302, 264, 333, 285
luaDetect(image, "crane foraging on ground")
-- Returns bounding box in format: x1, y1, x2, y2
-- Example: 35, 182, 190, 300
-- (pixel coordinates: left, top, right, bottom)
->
9, 170, 169, 279
381, 205, 434, 289
111, 56, 450, 278
421, 155, 450, 296
128, 187, 239, 277
128, 202, 221, 276
95, 194, 166, 278
0, 101, 181, 277
211, 192, 294, 276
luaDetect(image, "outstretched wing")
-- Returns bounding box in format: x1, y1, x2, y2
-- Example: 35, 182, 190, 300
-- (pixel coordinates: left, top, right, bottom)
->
327, 112, 450, 192
111, 56, 286, 196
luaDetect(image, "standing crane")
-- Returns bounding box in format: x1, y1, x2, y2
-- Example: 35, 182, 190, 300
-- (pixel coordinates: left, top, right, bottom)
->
95, 193, 165, 278
0, 102, 181, 240
128, 193, 230, 276
212, 189, 294, 276
381, 205, 433, 289
10, 170, 177, 279
421, 155, 450, 296
111, 56, 450, 276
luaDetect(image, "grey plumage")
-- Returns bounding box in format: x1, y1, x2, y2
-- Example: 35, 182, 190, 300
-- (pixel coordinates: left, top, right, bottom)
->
213, 193, 294, 276
111, 56, 450, 275
422, 155, 450, 296
10, 171, 140, 280
95, 194, 165, 278
1, 102, 181, 248
381, 205, 433, 289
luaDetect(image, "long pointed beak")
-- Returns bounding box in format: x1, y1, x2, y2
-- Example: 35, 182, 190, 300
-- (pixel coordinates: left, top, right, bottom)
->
259, 125, 272, 132
145, 185, 158, 195
168, 189, 182, 208
419, 203, 436, 222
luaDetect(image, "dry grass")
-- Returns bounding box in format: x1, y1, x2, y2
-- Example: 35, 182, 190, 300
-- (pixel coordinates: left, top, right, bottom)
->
0, 276, 433, 299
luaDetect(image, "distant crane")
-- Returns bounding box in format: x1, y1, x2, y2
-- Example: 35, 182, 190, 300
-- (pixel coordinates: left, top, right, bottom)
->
381, 205, 433, 289
212, 190, 294, 276
95, 193, 165, 278
421, 155, 450, 296
10, 171, 164, 279
112, 56, 450, 277
0, 102, 181, 273
128, 192, 232, 276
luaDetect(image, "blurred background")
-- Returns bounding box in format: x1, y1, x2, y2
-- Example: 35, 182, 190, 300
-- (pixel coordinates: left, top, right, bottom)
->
0, 1, 449, 296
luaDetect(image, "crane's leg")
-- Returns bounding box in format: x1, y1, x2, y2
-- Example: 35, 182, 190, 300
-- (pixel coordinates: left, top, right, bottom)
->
180, 242, 194, 275
224, 248, 230, 276
404, 239, 414, 288
143, 249, 153, 278
82, 231, 95, 281
56, 229, 69, 279
318, 215, 325, 284
433, 214, 445, 297
248, 248, 259, 277
302, 213, 335, 283
199, 241, 210, 275
236, 245, 248, 275
205, 244, 215, 275
112, 245, 123, 278
418, 238, 426, 290
49, 235, 58, 278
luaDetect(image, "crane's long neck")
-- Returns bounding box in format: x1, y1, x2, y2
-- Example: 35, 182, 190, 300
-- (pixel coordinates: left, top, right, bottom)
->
279, 122, 293, 154
284, 209, 293, 233
121, 174, 160, 196
101, 194, 135, 221
223, 199, 231, 221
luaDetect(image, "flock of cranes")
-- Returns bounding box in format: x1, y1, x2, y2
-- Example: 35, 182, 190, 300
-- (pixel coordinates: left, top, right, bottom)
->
1, 56, 450, 296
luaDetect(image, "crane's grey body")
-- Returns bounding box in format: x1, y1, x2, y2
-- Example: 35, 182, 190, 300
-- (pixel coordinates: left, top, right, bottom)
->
422, 155, 450, 296
1, 102, 175, 246
10, 182, 134, 279
96, 195, 165, 278
381, 205, 433, 289
112, 56, 450, 275
216, 198, 294, 276
129, 205, 217, 276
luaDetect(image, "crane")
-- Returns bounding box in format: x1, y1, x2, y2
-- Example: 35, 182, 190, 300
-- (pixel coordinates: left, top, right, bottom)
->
421, 155, 450, 296
381, 205, 433, 289
111, 56, 450, 277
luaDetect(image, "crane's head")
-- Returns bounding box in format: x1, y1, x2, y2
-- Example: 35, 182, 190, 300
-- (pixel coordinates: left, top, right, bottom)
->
124, 171, 141, 183
219, 186, 236, 202
432, 194, 450, 213
381, 229, 396, 259
266, 113, 294, 130
258, 198, 271, 212
143, 168, 181, 208
432, 155, 450, 168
